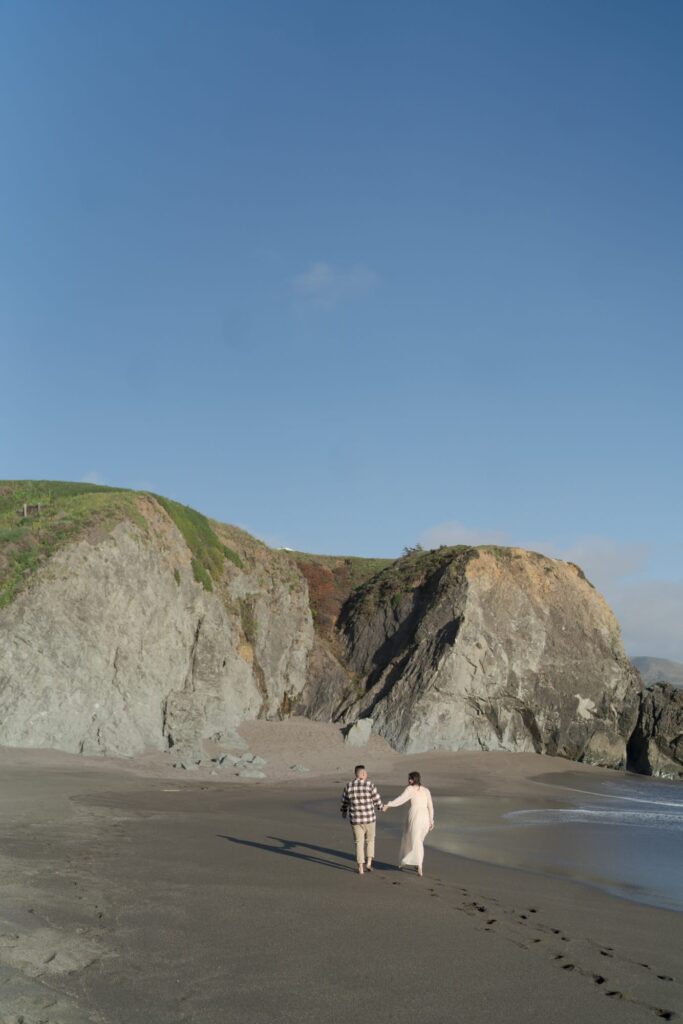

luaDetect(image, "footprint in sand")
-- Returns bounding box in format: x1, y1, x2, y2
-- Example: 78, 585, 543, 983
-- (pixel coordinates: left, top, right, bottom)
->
438, 889, 681, 1022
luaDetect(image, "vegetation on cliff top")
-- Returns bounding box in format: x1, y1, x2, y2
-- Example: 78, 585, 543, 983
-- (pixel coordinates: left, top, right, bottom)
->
291, 551, 393, 590
0, 481, 289, 606
0, 481, 143, 607
1, 481, 589, 615
347, 544, 480, 614
288, 551, 394, 638
151, 494, 238, 590
0, 481, 239, 604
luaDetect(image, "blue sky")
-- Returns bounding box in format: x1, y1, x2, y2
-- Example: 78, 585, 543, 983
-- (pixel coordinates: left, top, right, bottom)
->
1, 1, 682, 657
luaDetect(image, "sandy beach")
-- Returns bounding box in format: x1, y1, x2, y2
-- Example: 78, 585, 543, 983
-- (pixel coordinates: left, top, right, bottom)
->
0, 725, 681, 1024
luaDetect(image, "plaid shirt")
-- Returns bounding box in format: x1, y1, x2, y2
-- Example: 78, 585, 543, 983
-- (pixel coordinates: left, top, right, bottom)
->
340, 778, 383, 824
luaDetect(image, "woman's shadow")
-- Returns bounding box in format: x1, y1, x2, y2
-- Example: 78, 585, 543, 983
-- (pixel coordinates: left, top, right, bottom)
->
216, 835, 395, 873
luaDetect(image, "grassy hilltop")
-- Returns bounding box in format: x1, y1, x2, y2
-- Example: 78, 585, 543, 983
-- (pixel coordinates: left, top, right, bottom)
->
0, 481, 391, 611
1, 481, 572, 626
0, 481, 142, 608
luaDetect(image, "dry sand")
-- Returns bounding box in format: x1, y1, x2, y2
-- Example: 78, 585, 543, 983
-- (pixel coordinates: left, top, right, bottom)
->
0, 722, 681, 1024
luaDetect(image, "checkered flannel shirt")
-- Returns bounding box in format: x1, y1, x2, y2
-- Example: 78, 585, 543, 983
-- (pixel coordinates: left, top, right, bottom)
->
340, 777, 383, 824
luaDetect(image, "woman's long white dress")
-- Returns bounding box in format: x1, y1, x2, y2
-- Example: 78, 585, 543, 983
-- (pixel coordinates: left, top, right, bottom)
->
385, 785, 435, 869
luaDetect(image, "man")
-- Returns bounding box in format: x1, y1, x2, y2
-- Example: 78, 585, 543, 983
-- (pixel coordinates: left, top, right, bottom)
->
340, 765, 383, 875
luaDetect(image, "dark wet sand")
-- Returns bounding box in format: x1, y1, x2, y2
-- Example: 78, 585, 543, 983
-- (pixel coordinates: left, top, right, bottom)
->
0, 750, 681, 1024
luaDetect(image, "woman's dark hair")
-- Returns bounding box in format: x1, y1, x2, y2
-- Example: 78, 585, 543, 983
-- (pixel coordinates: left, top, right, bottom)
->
408, 771, 421, 787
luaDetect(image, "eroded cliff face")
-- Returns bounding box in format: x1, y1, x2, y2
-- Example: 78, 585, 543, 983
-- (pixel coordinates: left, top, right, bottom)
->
0, 488, 664, 775
329, 547, 641, 768
627, 684, 683, 779
0, 497, 314, 760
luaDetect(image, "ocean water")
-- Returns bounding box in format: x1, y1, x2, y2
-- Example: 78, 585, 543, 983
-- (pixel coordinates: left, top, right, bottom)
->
428, 771, 683, 912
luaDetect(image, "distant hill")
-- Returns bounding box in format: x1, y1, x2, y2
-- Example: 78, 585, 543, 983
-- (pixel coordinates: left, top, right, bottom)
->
632, 657, 683, 688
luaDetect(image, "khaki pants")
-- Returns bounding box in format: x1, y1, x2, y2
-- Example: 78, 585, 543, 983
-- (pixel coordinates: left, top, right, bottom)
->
351, 821, 376, 865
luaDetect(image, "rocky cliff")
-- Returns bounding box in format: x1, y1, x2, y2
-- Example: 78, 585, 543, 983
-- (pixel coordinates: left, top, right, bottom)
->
0, 481, 674, 776
324, 546, 641, 769
627, 683, 683, 779
0, 485, 314, 763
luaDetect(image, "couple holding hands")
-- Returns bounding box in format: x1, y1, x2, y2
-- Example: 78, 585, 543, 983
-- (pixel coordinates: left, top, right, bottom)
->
340, 765, 435, 876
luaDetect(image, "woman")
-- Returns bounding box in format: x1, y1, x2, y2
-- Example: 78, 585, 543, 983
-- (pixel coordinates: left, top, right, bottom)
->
382, 771, 435, 877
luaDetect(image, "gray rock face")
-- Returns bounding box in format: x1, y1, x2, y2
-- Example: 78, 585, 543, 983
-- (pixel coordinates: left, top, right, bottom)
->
298, 636, 351, 721
343, 718, 373, 747
627, 683, 683, 779
0, 499, 314, 758
332, 548, 641, 768
0, 493, 667, 778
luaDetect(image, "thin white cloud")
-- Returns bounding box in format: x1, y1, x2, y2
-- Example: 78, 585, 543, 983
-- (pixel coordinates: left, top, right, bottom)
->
612, 581, 683, 663
420, 521, 683, 661
529, 536, 650, 589
530, 537, 681, 659
81, 471, 106, 485
291, 261, 377, 310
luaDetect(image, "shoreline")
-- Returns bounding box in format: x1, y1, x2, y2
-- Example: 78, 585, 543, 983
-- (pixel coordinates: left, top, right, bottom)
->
427, 779, 683, 915
0, 739, 681, 1022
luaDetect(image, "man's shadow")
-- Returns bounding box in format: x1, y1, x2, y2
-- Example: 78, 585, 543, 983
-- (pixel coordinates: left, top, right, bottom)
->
217, 835, 395, 873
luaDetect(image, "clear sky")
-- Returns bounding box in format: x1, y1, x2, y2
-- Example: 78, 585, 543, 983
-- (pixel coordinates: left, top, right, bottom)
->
2, 1, 682, 658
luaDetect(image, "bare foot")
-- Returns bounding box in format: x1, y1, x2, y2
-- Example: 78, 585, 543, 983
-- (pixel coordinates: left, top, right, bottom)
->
365, 863, 373, 872
417, 868, 423, 877
357, 865, 364, 875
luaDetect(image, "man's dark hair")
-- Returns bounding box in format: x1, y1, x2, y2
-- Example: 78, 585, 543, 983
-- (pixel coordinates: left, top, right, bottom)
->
354, 765, 365, 775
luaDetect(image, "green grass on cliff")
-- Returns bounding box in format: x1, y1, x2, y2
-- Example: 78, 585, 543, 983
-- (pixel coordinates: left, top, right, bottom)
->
0, 481, 143, 607
0, 482, 244, 604
4, 482, 574, 617
151, 494, 231, 591
290, 551, 393, 590
0, 479, 398, 614
349, 544, 480, 611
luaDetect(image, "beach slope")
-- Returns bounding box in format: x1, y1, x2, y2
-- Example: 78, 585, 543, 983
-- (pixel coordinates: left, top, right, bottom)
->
0, 747, 680, 1024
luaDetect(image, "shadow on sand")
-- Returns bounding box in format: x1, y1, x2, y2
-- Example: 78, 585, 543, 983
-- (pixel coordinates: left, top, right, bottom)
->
217, 835, 396, 873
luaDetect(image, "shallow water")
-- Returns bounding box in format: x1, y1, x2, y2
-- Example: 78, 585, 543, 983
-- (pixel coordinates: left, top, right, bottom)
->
428, 771, 683, 912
